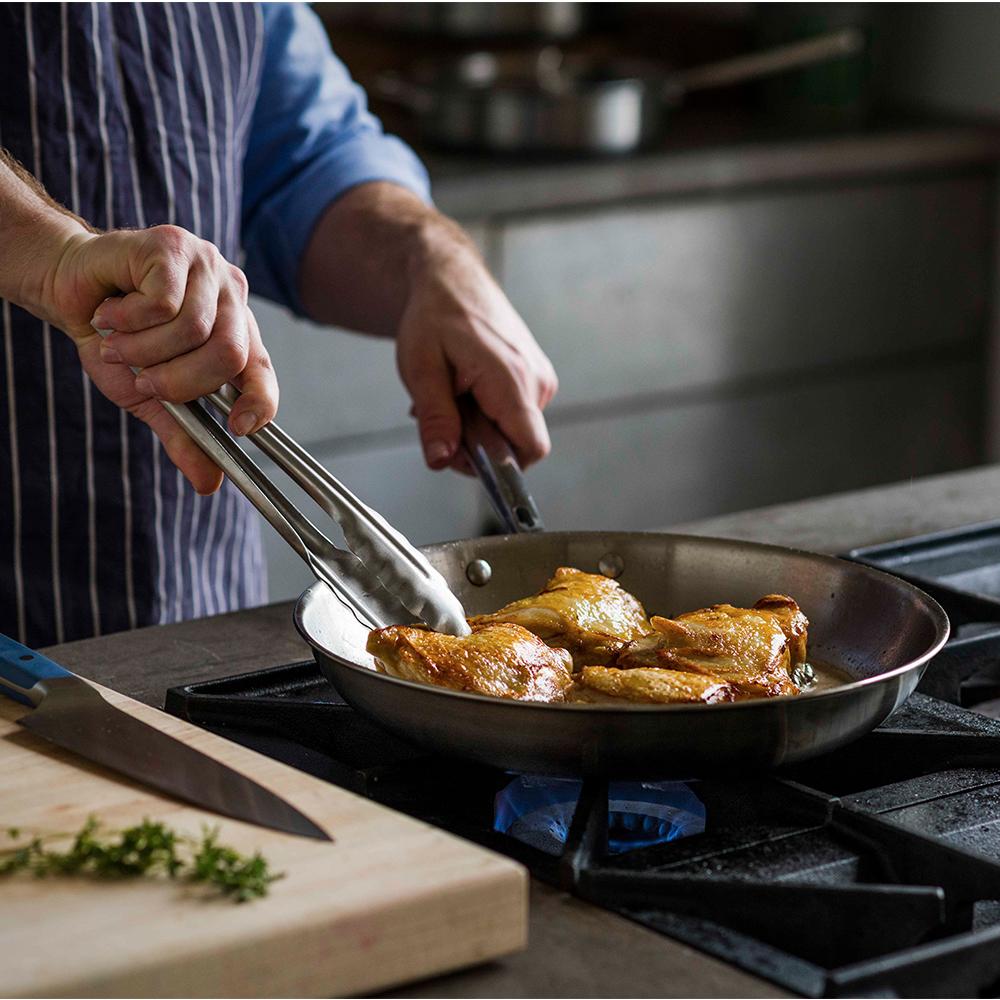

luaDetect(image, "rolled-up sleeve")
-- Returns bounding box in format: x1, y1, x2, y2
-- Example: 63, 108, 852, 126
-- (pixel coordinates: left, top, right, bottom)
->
241, 2, 431, 314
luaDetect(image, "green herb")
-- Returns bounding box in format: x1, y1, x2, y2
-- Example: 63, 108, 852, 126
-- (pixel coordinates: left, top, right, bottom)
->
0, 817, 282, 902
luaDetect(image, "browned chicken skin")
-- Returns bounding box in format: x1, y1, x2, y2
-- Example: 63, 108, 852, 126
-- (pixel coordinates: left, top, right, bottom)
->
468, 567, 651, 667
753, 594, 809, 666
367, 621, 574, 702
368, 573, 809, 706
613, 596, 807, 700
578, 665, 734, 704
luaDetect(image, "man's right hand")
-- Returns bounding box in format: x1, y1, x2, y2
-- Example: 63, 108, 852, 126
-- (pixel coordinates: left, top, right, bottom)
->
36, 225, 278, 494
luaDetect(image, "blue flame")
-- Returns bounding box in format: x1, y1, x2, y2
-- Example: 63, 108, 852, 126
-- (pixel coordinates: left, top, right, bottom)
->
494, 775, 705, 856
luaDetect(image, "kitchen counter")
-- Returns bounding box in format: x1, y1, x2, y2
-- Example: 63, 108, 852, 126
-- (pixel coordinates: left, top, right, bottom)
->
425, 115, 1000, 220
41, 462, 1000, 998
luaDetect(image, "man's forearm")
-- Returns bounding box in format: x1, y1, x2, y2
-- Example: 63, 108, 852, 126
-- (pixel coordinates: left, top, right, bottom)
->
298, 181, 478, 337
0, 150, 91, 320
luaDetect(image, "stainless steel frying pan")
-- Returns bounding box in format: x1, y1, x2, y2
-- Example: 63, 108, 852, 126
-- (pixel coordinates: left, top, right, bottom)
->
125, 350, 945, 780
295, 530, 949, 778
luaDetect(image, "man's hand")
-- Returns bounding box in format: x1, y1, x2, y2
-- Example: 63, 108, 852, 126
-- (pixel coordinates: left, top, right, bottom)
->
37, 225, 278, 494
299, 182, 557, 473
396, 234, 557, 471
0, 151, 276, 493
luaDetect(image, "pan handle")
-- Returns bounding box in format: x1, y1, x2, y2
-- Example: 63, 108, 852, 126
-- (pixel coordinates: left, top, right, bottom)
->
665, 27, 864, 100
459, 395, 545, 534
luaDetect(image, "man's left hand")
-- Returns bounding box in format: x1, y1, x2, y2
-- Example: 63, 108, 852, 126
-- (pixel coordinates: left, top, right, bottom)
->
395, 228, 558, 472
299, 184, 558, 474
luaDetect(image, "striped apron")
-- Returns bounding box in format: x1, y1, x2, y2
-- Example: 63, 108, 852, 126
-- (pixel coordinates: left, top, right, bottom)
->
0, 2, 268, 648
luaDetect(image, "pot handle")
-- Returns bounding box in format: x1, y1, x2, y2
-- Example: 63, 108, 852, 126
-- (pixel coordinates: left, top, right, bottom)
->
459, 395, 545, 534
665, 27, 864, 101
372, 71, 436, 114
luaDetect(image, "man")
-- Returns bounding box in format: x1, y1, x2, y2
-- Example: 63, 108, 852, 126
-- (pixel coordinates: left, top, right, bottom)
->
0, 3, 557, 647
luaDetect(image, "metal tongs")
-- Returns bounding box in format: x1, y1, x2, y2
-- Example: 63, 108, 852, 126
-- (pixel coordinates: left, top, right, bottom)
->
95, 326, 470, 634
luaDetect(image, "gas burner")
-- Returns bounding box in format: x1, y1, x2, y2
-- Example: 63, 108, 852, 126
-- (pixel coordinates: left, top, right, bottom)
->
493, 775, 705, 855
165, 522, 1000, 998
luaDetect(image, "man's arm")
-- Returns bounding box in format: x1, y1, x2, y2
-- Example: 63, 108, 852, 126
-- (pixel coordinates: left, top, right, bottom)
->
0, 151, 92, 318
0, 151, 277, 493
242, 4, 556, 471
299, 182, 557, 471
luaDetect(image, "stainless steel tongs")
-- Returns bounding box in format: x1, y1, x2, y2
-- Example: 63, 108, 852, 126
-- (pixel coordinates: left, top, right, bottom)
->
173, 390, 472, 633
94, 326, 470, 634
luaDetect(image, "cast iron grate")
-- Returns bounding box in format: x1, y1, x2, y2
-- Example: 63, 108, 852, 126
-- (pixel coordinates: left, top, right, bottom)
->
165, 664, 1000, 997
164, 525, 1000, 997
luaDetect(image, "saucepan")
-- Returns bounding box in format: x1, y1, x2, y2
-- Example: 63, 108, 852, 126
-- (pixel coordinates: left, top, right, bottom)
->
296, 530, 949, 778
375, 28, 864, 154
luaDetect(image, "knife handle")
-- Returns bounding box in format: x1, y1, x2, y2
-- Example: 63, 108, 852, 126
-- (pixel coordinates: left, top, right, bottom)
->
0, 634, 71, 706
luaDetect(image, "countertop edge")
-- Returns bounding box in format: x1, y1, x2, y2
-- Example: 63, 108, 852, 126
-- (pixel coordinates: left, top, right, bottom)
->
429, 124, 1000, 219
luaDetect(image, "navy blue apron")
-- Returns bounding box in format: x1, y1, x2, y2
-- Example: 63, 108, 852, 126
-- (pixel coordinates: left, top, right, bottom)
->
0, 2, 267, 647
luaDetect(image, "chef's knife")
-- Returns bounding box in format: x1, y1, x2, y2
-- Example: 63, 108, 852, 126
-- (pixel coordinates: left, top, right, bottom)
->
0, 634, 330, 841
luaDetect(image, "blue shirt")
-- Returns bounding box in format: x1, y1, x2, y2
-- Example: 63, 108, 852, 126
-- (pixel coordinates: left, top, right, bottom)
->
243, 3, 431, 313
0, 2, 429, 648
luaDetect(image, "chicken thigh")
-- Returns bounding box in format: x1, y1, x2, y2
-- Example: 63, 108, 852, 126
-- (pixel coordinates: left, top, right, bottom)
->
752, 594, 809, 666
614, 596, 807, 699
577, 665, 733, 704
469, 567, 651, 667
367, 621, 574, 702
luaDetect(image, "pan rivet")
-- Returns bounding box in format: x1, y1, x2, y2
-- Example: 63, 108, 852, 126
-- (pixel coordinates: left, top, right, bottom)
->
598, 553, 624, 579
466, 558, 493, 586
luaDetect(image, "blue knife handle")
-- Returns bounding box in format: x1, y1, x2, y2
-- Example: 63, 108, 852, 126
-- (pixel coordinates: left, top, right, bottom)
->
0, 633, 71, 706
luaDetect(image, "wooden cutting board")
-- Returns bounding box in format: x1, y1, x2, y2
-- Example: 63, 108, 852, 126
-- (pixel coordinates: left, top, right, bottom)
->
0, 683, 527, 998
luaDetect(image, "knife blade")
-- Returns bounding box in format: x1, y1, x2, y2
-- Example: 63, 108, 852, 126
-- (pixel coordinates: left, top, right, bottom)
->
0, 634, 330, 841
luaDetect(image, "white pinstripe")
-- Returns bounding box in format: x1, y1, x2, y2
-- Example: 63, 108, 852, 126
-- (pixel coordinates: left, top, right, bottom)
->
189, 497, 202, 620
134, 5, 176, 215
186, 5, 221, 253
240, 494, 255, 607
163, 1, 206, 619
151, 446, 165, 622
252, 517, 266, 606
220, 4, 256, 612
107, 8, 148, 631
185, 4, 226, 620
225, 5, 265, 608
109, 20, 148, 232
243, 4, 265, 142
25, 4, 65, 644
135, 2, 176, 623
163, 2, 202, 233
250, 5, 264, 91
208, 3, 238, 263
200, 4, 239, 618
200, 489, 220, 617
232, 3, 263, 178
60, 10, 80, 215
215, 486, 237, 612
78, 2, 106, 638
173, 467, 185, 621
232, 1, 249, 96
227, 490, 246, 609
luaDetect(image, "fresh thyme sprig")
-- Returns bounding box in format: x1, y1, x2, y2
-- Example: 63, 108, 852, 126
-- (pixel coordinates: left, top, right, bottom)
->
0, 817, 283, 902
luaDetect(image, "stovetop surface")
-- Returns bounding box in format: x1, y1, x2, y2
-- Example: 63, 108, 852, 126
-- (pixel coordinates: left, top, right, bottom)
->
166, 524, 1000, 998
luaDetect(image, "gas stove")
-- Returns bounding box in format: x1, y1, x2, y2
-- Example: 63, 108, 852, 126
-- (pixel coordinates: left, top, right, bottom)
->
166, 523, 1000, 998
